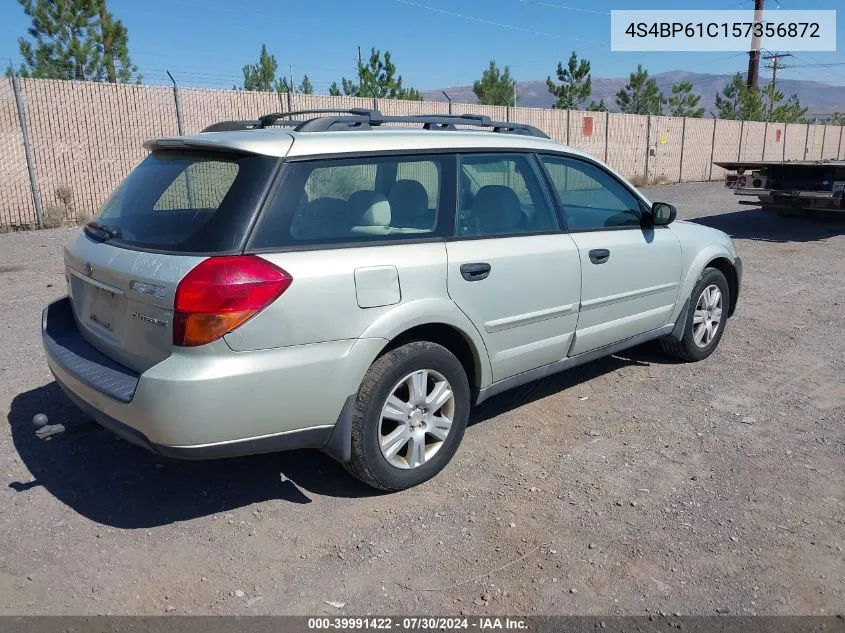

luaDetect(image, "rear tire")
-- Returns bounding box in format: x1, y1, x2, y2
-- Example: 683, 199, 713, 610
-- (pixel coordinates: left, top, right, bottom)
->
660, 267, 730, 362
344, 341, 470, 491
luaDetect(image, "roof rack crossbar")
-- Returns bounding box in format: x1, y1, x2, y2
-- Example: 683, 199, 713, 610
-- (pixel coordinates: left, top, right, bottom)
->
201, 120, 262, 133
379, 115, 548, 138
258, 108, 382, 128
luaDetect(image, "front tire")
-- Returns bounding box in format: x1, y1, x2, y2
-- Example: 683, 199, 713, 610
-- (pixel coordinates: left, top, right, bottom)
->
344, 341, 470, 491
660, 267, 730, 362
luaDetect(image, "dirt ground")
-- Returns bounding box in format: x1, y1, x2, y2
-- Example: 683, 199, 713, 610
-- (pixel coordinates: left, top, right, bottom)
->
0, 182, 843, 616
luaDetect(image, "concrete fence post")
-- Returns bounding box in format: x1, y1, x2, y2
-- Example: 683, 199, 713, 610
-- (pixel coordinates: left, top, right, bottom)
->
644, 115, 652, 183
708, 118, 717, 181
782, 124, 787, 163
604, 111, 610, 163
804, 123, 810, 159
820, 125, 827, 159
11, 75, 44, 229
838, 125, 844, 160
678, 117, 686, 183
762, 121, 768, 161
566, 109, 570, 146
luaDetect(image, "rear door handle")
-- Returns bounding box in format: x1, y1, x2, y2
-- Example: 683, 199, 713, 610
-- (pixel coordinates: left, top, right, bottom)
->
588, 249, 610, 264
460, 262, 491, 281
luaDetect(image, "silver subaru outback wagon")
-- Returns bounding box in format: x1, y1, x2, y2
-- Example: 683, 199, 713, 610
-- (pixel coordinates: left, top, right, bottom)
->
42, 109, 741, 491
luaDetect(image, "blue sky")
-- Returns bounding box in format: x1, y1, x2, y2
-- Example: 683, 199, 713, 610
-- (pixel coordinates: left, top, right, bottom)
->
1, 0, 843, 92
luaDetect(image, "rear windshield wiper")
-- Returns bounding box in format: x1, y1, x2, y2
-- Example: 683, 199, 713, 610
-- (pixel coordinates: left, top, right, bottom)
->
85, 221, 122, 241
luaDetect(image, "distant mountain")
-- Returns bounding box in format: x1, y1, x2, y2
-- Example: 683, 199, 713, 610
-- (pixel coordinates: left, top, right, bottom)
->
424, 71, 845, 116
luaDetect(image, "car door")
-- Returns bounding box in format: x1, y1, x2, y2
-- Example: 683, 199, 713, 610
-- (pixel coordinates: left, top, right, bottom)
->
539, 154, 682, 356
445, 153, 581, 382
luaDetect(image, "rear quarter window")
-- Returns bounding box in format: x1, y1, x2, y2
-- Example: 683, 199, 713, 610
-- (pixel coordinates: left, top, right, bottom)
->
250, 154, 452, 249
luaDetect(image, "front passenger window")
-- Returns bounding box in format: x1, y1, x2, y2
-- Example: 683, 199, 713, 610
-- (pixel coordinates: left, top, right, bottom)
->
541, 156, 643, 231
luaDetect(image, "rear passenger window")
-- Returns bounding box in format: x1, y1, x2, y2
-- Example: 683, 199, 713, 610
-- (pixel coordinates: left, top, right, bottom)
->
457, 154, 558, 237
250, 155, 447, 248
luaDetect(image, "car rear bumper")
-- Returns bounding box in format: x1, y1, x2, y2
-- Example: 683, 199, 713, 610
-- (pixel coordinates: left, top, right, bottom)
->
42, 297, 381, 459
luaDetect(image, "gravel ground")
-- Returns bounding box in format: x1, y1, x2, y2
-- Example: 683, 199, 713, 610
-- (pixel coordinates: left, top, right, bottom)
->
0, 182, 843, 616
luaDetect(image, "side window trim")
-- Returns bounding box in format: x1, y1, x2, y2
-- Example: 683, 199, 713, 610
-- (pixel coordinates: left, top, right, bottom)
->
451, 151, 562, 240
537, 152, 649, 233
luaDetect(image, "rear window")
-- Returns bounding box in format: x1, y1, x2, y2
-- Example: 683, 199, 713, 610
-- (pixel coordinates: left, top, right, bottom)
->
91, 151, 278, 253
250, 155, 448, 249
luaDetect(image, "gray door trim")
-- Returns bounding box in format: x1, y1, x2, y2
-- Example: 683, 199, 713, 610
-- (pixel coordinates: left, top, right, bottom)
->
475, 322, 674, 405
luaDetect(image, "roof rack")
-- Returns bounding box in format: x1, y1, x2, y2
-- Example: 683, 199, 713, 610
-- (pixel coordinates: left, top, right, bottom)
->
200, 108, 549, 138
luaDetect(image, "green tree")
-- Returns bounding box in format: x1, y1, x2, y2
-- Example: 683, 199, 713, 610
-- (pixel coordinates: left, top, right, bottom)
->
337, 48, 421, 100
242, 44, 278, 92
715, 73, 763, 120
546, 52, 592, 110
299, 74, 313, 95
828, 112, 845, 125
473, 60, 515, 106
616, 65, 664, 115
714, 73, 805, 123
588, 98, 607, 112
763, 84, 807, 123
328, 81, 341, 96
7, 0, 139, 83
668, 81, 704, 118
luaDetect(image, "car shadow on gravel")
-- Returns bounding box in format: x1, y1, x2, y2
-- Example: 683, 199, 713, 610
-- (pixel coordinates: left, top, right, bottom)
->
470, 343, 678, 426
691, 208, 845, 243
8, 344, 677, 528
7, 382, 380, 529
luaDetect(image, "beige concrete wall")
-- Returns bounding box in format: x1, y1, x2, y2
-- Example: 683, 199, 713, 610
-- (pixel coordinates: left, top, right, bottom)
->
607, 113, 648, 181
1, 77, 839, 228
784, 123, 807, 162
681, 118, 716, 183
0, 79, 35, 227
822, 125, 843, 160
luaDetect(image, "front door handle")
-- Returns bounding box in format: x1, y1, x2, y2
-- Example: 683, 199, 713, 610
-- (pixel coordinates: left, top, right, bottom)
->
460, 262, 492, 281
588, 249, 610, 264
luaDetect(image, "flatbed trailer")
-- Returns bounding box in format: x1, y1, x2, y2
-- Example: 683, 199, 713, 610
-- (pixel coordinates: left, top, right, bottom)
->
714, 159, 845, 217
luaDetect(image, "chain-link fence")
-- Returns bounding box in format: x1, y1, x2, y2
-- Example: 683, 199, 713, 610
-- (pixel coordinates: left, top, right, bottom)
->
2, 77, 843, 230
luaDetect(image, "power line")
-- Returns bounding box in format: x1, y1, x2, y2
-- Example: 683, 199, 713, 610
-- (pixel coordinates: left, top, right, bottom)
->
394, 0, 607, 46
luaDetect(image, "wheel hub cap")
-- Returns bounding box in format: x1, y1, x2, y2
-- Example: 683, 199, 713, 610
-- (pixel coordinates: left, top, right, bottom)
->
378, 369, 456, 470
692, 284, 723, 349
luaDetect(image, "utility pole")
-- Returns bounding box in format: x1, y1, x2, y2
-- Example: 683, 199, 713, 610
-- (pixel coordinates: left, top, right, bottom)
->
746, 0, 765, 88
763, 52, 791, 117
763, 52, 791, 92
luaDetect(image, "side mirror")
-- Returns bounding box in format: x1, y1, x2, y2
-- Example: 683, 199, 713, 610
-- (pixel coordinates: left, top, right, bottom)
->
650, 202, 677, 226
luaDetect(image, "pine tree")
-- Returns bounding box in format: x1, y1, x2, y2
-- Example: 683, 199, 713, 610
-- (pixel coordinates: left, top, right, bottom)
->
299, 74, 313, 95
829, 112, 845, 126
7, 0, 139, 83
546, 52, 592, 110
337, 48, 421, 100
668, 81, 704, 118
588, 98, 607, 112
714, 73, 806, 123
242, 44, 278, 92
472, 61, 515, 107
328, 82, 341, 96
714, 73, 764, 120
616, 65, 664, 115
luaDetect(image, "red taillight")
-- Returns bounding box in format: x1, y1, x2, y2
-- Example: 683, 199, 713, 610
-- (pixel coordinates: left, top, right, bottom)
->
173, 255, 292, 347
